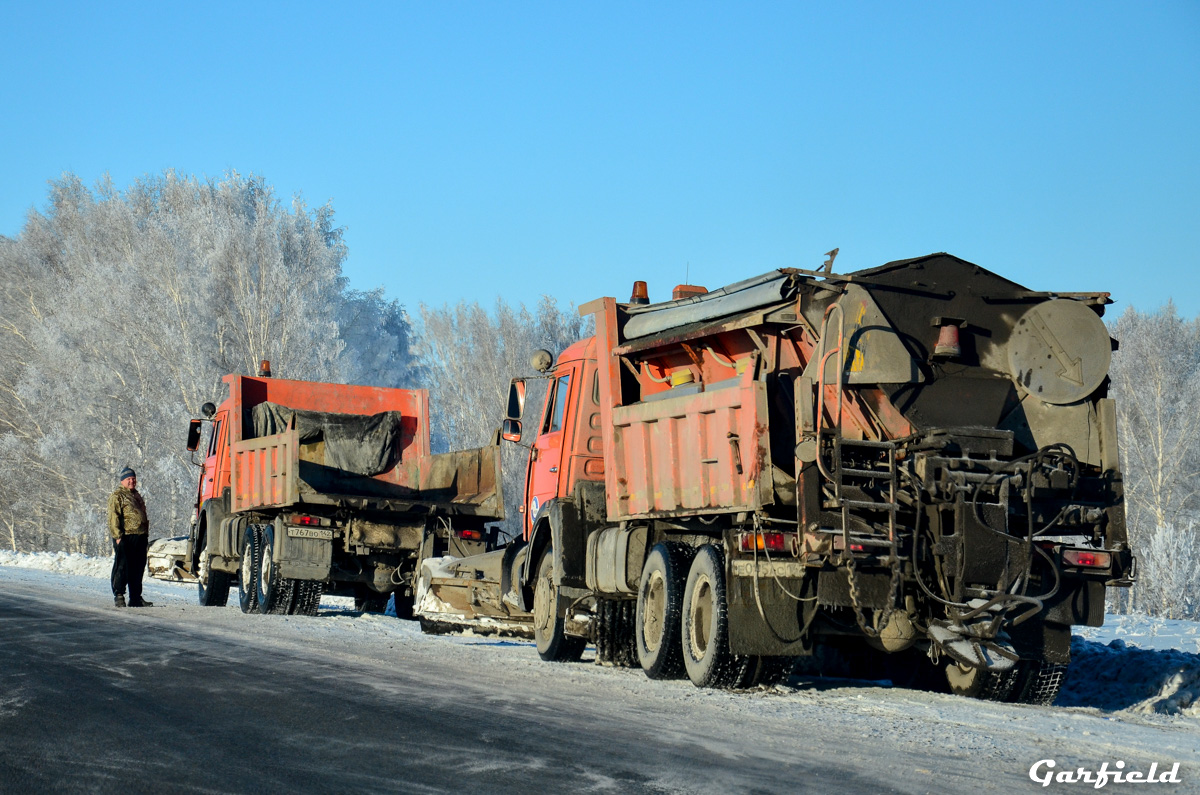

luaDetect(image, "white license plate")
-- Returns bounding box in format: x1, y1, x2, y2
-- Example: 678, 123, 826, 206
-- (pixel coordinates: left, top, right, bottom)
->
287, 526, 334, 540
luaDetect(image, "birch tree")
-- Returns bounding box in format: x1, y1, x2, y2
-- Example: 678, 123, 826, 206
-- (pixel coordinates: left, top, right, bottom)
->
417, 296, 592, 537
0, 170, 414, 553
1108, 304, 1200, 616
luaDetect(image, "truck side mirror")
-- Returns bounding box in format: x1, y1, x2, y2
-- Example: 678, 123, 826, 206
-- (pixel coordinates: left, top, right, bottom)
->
506, 379, 527, 420
186, 419, 203, 452
501, 419, 523, 443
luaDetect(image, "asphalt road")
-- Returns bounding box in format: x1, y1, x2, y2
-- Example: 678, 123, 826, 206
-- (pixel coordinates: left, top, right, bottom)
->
0, 580, 890, 795
3, 572, 1198, 795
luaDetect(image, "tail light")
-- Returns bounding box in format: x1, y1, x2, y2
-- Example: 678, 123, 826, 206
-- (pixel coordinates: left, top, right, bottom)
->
832, 535, 864, 552
739, 531, 786, 552
288, 514, 323, 527
1063, 548, 1112, 568
455, 529, 482, 541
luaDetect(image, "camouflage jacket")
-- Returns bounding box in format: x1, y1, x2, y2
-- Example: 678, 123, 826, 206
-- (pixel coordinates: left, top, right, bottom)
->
107, 487, 149, 539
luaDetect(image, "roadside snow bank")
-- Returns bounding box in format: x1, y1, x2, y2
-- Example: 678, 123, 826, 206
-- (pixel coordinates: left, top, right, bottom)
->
0, 550, 110, 578
1061, 635, 1200, 716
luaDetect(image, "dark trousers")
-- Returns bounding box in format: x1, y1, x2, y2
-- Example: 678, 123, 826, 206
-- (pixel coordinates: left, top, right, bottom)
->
111, 534, 148, 602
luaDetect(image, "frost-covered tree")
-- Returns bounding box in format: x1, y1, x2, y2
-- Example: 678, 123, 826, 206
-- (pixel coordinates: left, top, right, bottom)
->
336, 288, 420, 389
0, 170, 415, 553
1108, 303, 1200, 617
1133, 522, 1200, 620
417, 296, 592, 537
1110, 303, 1200, 531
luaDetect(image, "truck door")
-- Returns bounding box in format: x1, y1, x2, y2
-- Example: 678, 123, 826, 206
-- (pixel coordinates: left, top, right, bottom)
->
525, 371, 573, 539
200, 413, 226, 505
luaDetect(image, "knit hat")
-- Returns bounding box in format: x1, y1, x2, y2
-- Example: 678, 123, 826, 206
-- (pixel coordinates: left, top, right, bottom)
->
118, 466, 136, 482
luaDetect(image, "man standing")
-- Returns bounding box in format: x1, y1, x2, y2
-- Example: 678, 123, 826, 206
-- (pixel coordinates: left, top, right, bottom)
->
108, 466, 153, 608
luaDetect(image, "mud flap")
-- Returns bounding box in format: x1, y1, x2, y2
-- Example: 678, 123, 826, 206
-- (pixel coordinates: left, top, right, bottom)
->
726, 568, 813, 657
275, 517, 332, 581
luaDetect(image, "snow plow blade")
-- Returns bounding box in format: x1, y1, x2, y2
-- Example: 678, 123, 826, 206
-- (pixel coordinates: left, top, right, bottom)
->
414, 549, 534, 637
147, 536, 198, 582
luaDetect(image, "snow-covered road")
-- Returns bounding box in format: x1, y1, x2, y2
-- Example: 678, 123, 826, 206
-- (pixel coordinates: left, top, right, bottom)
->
2, 555, 1198, 793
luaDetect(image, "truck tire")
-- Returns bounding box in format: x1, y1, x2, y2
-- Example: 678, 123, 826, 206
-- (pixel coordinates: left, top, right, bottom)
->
945, 662, 1016, 701
393, 591, 415, 621
238, 525, 261, 614
636, 542, 693, 679
733, 655, 796, 689
354, 587, 389, 614
533, 549, 585, 662
195, 506, 231, 607
681, 544, 745, 688
1006, 659, 1068, 706
197, 549, 231, 607
293, 580, 323, 616
256, 524, 296, 615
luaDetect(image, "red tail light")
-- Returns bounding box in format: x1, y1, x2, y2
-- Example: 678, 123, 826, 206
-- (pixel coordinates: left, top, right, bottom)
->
455, 529, 482, 541
739, 531, 785, 552
289, 514, 321, 526
1063, 548, 1112, 568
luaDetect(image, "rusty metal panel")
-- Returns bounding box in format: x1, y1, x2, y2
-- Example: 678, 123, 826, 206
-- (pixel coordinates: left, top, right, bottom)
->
415, 445, 506, 517
231, 426, 299, 512
609, 380, 772, 520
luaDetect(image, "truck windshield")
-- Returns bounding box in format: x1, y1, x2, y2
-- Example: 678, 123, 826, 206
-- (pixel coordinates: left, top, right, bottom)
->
547, 374, 570, 433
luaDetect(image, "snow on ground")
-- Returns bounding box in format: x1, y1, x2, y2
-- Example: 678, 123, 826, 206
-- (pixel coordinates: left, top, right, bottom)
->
4, 549, 1200, 720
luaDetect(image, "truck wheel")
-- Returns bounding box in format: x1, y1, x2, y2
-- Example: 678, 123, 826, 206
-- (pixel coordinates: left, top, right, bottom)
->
238, 525, 261, 614
636, 542, 693, 679
681, 544, 744, 688
945, 662, 1016, 701
734, 656, 796, 689
197, 548, 231, 607
354, 587, 389, 614
533, 549, 585, 662
292, 580, 323, 616
393, 591, 415, 621
256, 524, 295, 614
1006, 659, 1068, 706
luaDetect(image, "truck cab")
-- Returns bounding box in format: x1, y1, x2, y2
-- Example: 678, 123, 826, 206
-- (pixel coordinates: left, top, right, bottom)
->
519, 337, 604, 542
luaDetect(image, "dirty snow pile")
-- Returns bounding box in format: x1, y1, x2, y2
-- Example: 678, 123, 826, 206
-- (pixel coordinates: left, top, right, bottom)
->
1062, 636, 1200, 717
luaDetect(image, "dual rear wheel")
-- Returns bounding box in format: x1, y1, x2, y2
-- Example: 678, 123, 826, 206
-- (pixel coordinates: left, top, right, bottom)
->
237, 524, 322, 617
637, 542, 793, 689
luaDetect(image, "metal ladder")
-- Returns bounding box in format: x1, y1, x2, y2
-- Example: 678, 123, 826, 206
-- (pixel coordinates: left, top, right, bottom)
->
832, 436, 899, 552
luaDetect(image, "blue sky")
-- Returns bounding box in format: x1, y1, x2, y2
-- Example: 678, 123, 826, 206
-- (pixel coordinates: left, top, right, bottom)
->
2, 2, 1197, 317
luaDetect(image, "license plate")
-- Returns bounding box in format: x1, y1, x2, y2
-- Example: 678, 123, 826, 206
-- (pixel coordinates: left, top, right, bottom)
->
287, 526, 334, 540
730, 559, 807, 579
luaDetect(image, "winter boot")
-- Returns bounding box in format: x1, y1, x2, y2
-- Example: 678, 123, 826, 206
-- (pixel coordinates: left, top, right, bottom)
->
130, 599, 154, 608
114, 595, 127, 608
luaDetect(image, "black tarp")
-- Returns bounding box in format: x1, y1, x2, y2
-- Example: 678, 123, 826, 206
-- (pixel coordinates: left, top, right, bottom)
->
250, 402, 404, 477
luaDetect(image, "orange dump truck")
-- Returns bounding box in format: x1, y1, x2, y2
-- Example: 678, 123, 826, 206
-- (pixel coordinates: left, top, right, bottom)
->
184, 363, 503, 616
420, 254, 1133, 704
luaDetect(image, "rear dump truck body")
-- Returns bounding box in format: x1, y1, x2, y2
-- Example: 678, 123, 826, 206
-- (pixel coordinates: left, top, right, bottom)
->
419, 253, 1133, 703
187, 372, 503, 616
